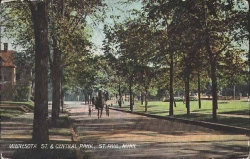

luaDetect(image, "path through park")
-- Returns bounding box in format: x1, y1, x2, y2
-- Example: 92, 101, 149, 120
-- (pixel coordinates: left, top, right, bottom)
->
67, 102, 249, 159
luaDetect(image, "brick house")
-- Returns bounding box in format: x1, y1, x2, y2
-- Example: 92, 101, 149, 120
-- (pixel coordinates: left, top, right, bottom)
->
0, 43, 16, 100
1, 43, 33, 101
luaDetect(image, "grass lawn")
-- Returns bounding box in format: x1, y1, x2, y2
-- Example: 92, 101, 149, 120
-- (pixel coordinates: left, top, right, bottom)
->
0, 108, 24, 120
113, 100, 250, 129
121, 100, 249, 115
1, 101, 34, 110
49, 113, 72, 136
50, 113, 72, 128
0, 101, 34, 120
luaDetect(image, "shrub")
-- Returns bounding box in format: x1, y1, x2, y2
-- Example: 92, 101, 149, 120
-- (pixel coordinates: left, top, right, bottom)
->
13, 86, 30, 102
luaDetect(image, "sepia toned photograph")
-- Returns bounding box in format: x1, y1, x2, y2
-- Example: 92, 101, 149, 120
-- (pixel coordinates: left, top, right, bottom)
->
0, 0, 249, 158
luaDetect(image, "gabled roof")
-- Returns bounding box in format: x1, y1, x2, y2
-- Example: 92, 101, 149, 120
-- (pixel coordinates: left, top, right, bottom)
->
0, 50, 16, 67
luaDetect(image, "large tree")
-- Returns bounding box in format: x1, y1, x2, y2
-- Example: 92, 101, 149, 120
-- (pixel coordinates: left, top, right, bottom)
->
49, 0, 104, 125
27, 0, 50, 145
3, 0, 104, 125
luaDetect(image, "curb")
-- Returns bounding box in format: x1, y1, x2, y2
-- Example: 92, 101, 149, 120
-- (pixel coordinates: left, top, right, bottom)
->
66, 108, 83, 159
110, 107, 250, 136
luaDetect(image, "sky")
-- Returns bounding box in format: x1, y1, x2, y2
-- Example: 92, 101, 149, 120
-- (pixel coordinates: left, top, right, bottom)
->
0, 0, 248, 54
0, 0, 142, 51
88, 0, 249, 55
87, 0, 142, 55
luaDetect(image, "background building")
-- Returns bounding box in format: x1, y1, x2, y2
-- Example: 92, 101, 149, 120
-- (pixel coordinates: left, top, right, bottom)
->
0, 43, 16, 100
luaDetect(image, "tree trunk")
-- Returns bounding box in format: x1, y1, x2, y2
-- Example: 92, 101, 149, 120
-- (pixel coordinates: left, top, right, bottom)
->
233, 84, 236, 100
185, 71, 190, 115
51, 0, 65, 125
31, 79, 35, 97
132, 94, 135, 106
210, 60, 218, 121
61, 87, 64, 113
145, 89, 148, 112
58, 79, 61, 114
203, 1, 218, 121
118, 75, 122, 107
248, 0, 250, 100
169, 52, 174, 116
129, 77, 133, 111
198, 70, 201, 109
29, 1, 49, 145
85, 94, 87, 104
51, 47, 60, 125
141, 91, 144, 105
173, 99, 176, 107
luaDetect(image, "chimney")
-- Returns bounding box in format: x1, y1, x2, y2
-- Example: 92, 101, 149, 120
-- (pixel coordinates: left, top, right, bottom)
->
4, 43, 8, 52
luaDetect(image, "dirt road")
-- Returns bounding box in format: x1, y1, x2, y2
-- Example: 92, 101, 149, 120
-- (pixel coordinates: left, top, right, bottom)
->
66, 102, 249, 159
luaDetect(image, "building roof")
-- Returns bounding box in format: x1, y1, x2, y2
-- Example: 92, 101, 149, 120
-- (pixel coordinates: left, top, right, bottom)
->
0, 50, 16, 67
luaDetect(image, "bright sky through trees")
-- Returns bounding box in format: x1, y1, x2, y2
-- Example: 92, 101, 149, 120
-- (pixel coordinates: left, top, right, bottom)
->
1, 0, 248, 53
88, 0, 142, 55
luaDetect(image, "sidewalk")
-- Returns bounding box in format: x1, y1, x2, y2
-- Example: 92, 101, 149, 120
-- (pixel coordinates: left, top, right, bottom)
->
0, 105, 73, 159
192, 112, 250, 119
1, 112, 33, 158
107, 100, 249, 135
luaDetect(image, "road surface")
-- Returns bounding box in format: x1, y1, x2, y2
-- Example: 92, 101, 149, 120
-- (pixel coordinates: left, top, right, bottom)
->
65, 101, 249, 159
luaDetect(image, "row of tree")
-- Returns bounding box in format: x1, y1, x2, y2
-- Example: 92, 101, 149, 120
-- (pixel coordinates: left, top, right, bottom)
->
102, 0, 249, 120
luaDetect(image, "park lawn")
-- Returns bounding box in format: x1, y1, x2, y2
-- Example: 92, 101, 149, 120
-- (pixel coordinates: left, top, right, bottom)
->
0, 108, 24, 120
1, 101, 34, 110
130, 100, 249, 115
49, 113, 72, 135
0, 101, 34, 120
115, 100, 249, 129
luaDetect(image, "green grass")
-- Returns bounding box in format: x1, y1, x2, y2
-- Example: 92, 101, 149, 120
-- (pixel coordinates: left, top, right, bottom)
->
113, 100, 250, 129
49, 128, 72, 136
1, 101, 34, 110
0, 108, 24, 120
119, 100, 249, 115
50, 113, 71, 128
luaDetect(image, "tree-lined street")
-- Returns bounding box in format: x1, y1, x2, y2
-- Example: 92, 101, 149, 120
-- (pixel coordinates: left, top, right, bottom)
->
0, 0, 249, 158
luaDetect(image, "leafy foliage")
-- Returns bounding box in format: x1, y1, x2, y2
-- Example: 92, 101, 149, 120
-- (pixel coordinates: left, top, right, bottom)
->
13, 86, 30, 102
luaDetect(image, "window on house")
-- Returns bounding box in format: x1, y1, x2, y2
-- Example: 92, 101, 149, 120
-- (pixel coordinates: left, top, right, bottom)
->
16, 73, 20, 81
4, 76, 7, 81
